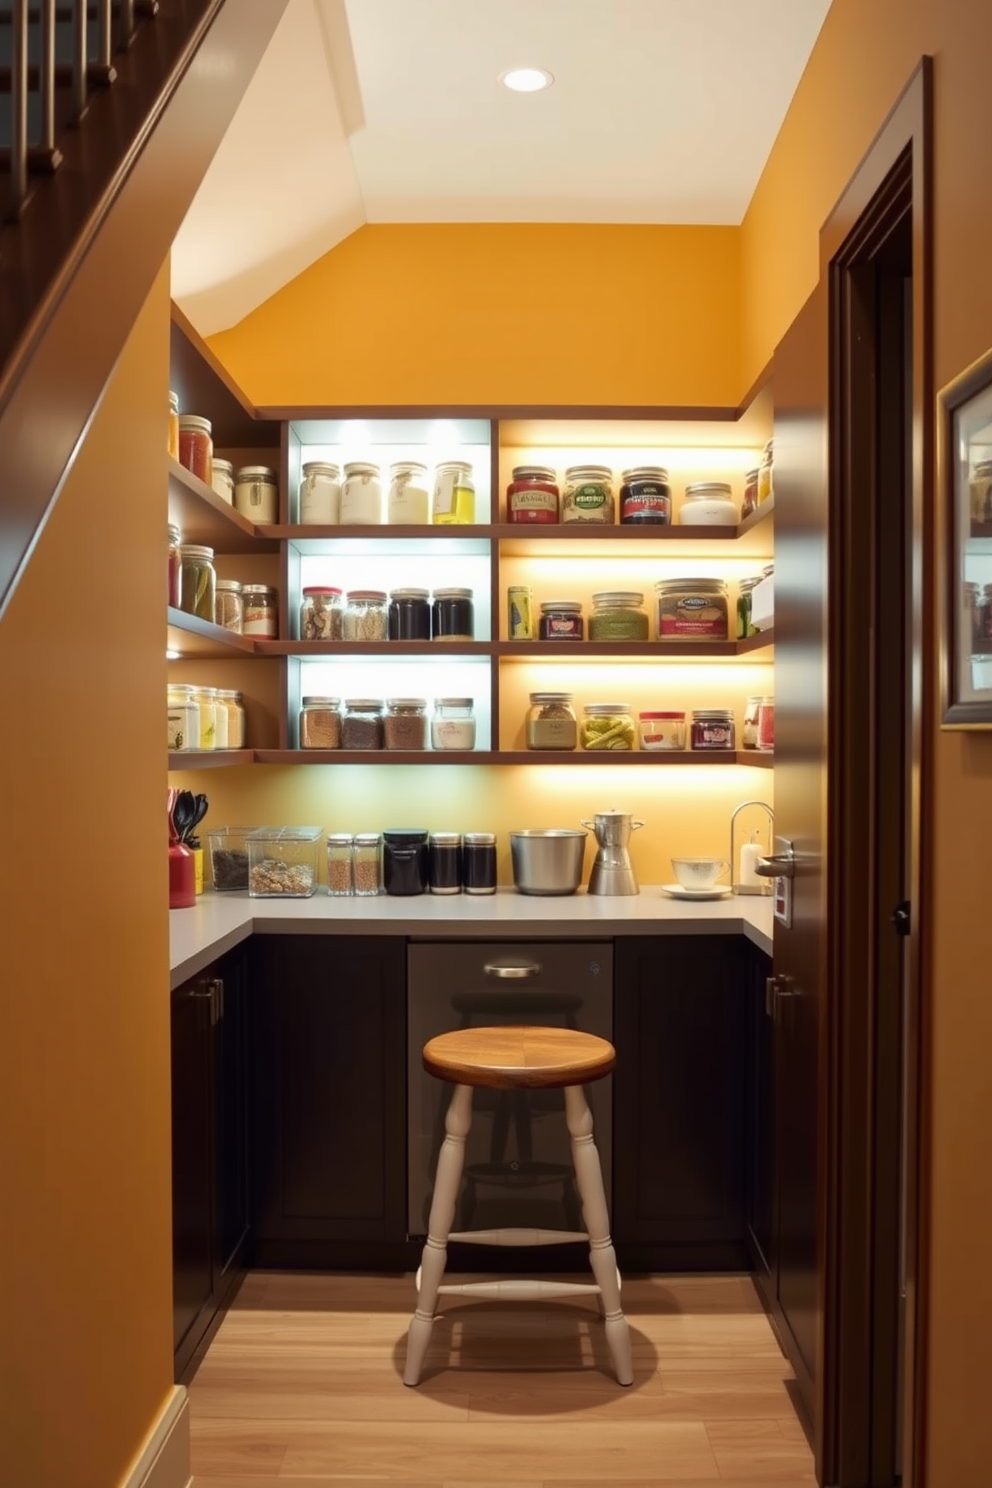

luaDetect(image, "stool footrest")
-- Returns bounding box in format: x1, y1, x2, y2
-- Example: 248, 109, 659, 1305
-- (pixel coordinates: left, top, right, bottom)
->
437, 1279, 601, 1301
447, 1226, 589, 1247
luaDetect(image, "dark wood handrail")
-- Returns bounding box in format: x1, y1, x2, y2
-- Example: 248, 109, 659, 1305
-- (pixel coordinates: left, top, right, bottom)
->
0, 0, 288, 623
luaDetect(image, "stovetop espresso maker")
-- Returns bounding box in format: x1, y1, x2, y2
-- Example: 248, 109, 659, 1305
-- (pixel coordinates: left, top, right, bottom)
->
580, 809, 644, 896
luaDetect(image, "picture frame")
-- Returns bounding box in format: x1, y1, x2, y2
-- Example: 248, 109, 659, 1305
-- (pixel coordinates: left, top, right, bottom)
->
938, 345, 992, 726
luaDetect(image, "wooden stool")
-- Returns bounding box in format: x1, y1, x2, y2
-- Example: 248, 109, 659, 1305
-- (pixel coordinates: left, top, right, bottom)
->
403, 1025, 633, 1387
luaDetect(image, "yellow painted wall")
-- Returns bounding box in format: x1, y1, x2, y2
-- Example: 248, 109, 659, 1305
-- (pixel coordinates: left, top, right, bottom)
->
0, 267, 175, 1487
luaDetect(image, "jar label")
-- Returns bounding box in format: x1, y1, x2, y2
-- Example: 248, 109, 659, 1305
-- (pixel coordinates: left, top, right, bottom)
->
563, 484, 611, 522
658, 594, 728, 638
622, 492, 671, 519
510, 489, 557, 513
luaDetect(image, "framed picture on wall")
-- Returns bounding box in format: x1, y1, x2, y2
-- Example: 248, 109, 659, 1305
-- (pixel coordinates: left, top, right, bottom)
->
939, 345, 992, 726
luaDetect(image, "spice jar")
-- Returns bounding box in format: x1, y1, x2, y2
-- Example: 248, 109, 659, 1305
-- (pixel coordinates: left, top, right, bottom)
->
300, 586, 343, 640
192, 686, 217, 750
526, 692, 577, 750
242, 583, 278, 637
388, 588, 431, 640
743, 696, 762, 749
742, 467, 760, 519
638, 711, 686, 750
235, 466, 278, 524
341, 699, 384, 750
431, 698, 476, 750
429, 833, 462, 895
432, 587, 474, 640
352, 833, 381, 895
218, 689, 245, 748
539, 601, 584, 640
299, 461, 341, 525
580, 703, 635, 751
432, 461, 475, 525
655, 578, 729, 640
388, 461, 430, 524
340, 462, 383, 524
507, 465, 559, 524
679, 482, 739, 525
691, 709, 736, 750
382, 828, 430, 896
178, 414, 212, 484
384, 698, 428, 751
562, 465, 615, 523
299, 697, 341, 749
167, 684, 199, 752
327, 834, 354, 896
619, 466, 671, 524
211, 458, 235, 505
343, 590, 388, 641
214, 578, 243, 633
758, 439, 774, 504
168, 391, 180, 460
588, 591, 648, 640
508, 585, 533, 639
167, 523, 181, 607
178, 544, 216, 622
462, 832, 497, 894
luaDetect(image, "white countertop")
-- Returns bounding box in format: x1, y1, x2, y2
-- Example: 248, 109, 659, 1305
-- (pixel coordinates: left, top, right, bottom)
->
170, 887, 773, 987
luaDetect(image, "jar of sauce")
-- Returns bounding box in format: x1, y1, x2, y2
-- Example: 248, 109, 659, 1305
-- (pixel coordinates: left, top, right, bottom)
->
241, 583, 278, 637
432, 587, 474, 640
507, 465, 559, 524
619, 466, 671, 524
539, 601, 584, 640
691, 709, 736, 750
388, 588, 431, 640
235, 466, 278, 524
178, 415, 212, 484
526, 693, 577, 750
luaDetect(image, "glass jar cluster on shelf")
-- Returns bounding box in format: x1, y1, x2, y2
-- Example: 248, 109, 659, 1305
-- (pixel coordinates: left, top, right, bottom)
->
326, 829, 497, 897
504, 463, 752, 526
171, 401, 279, 523
167, 684, 245, 752
523, 694, 757, 753
295, 458, 476, 526
168, 522, 279, 636
300, 697, 477, 752
299, 586, 475, 642
507, 581, 734, 641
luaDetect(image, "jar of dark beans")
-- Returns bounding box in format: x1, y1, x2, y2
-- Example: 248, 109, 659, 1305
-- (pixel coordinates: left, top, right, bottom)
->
382, 828, 430, 895
429, 832, 462, 894
388, 587, 431, 640
432, 587, 474, 640
384, 698, 427, 750
462, 832, 497, 894
341, 698, 384, 750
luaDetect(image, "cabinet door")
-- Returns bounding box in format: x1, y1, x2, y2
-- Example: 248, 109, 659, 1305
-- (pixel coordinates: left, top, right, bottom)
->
745, 941, 774, 1279
213, 954, 251, 1280
252, 936, 407, 1252
613, 936, 748, 1269
170, 975, 215, 1355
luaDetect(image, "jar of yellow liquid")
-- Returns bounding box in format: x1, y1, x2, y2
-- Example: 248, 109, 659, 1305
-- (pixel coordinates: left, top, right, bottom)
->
432, 461, 475, 524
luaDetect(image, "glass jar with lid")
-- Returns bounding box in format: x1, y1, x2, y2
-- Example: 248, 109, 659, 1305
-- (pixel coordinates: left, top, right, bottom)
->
217, 689, 245, 748
214, 578, 243, 633
167, 684, 199, 752
191, 687, 217, 750
525, 693, 577, 750
758, 439, 774, 504
352, 833, 382, 895
388, 588, 431, 640
211, 458, 235, 505
210, 687, 230, 749
242, 583, 278, 637
562, 465, 615, 523
178, 414, 212, 483
691, 709, 736, 750
168, 391, 180, 460
300, 586, 343, 640
340, 462, 383, 524
638, 710, 686, 751
580, 703, 635, 751
507, 465, 559, 524
341, 699, 384, 750
737, 577, 759, 638
388, 461, 430, 524
432, 460, 475, 524
234, 465, 278, 524
167, 523, 181, 607
619, 467, 671, 524
299, 697, 341, 749
299, 461, 341, 525
539, 601, 584, 640
343, 589, 388, 641
432, 587, 474, 640
384, 698, 428, 751
655, 577, 729, 639
432, 698, 476, 750
678, 482, 739, 525
742, 467, 760, 519
463, 832, 497, 894
429, 833, 462, 895
588, 591, 648, 640
326, 834, 354, 896
742, 696, 763, 748
178, 544, 215, 621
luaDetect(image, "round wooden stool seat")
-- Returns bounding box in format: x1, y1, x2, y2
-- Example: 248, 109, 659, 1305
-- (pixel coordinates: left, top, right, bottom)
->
422, 1025, 616, 1090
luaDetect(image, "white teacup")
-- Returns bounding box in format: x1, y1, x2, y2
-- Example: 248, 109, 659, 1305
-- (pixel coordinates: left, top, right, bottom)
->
671, 856, 730, 889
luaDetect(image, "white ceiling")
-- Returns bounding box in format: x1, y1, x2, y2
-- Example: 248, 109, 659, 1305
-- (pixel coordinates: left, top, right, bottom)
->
171, 0, 831, 335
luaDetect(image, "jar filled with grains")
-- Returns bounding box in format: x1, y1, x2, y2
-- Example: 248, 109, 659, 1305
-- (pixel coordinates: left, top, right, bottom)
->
384, 698, 428, 750
299, 696, 342, 749
214, 578, 243, 633
343, 590, 388, 641
326, 834, 354, 896
218, 689, 245, 748
352, 833, 382, 895
242, 583, 278, 637
341, 699, 384, 750
526, 692, 577, 750
300, 586, 343, 640
588, 592, 648, 640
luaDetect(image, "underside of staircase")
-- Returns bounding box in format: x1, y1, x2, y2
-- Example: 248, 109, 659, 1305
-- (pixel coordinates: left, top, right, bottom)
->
0, 0, 287, 620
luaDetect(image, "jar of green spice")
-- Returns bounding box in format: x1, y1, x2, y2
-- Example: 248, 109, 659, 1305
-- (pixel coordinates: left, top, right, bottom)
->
588, 591, 648, 640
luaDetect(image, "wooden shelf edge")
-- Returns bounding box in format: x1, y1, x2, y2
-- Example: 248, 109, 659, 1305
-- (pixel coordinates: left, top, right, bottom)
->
168, 750, 255, 770
249, 749, 764, 767
737, 751, 774, 767
168, 609, 259, 656
736, 628, 775, 655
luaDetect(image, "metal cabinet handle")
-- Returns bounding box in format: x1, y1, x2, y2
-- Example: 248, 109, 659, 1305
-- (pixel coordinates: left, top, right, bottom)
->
755, 853, 795, 879
483, 961, 542, 978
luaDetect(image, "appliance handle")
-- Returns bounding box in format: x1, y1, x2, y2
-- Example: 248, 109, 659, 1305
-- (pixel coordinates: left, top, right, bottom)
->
483, 960, 542, 979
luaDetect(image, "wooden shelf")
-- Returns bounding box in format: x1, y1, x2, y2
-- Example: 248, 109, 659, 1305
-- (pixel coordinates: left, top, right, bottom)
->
168, 608, 259, 659
168, 461, 280, 554
738, 750, 774, 767
255, 639, 489, 658
252, 749, 769, 767
168, 750, 255, 770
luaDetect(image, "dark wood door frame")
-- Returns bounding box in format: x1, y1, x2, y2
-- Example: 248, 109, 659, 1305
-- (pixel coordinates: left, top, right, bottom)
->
819, 59, 932, 1488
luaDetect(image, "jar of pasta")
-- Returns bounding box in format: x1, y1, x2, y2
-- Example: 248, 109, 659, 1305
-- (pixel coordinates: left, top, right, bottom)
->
580, 703, 635, 751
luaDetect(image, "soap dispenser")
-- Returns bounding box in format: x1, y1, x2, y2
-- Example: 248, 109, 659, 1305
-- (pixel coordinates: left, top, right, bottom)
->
730, 800, 774, 896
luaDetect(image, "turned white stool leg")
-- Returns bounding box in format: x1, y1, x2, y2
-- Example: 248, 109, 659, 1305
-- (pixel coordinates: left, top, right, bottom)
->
403, 1082, 473, 1386
564, 1083, 633, 1386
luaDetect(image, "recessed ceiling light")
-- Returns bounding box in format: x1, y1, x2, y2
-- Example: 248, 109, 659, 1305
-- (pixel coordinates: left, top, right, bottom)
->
499, 67, 554, 93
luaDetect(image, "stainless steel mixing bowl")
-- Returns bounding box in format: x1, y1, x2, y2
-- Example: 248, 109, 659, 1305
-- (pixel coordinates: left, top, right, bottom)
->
509, 829, 588, 895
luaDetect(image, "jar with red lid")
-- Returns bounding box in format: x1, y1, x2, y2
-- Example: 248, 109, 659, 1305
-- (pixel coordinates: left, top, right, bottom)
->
638, 711, 686, 751
507, 465, 559, 524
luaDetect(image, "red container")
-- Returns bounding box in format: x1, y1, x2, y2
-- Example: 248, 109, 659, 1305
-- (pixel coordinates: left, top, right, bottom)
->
507, 465, 559, 524
169, 841, 196, 908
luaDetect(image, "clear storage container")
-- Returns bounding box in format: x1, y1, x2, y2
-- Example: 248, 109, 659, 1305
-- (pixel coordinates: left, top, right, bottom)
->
341, 698, 384, 750
300, 586, 343, 640
340, 462, 382, 524
431, 697, 476, 750
588, 591, 648, 640
299, 462, 341, 524
178, 544, 215, 621
235, 466, 278, 524
352, 833, 382, 895
638, 710, 686, 750
343, 590, 388, 641
217, 689, 245, 748
214, 578, 243, 633
241, 583, 278, 637
167, 684, 199, 752
299, 696, 341, 749
526, 692, 577, 750
246, 826, 323, 897
178, 414, 212, 483
326, 833, 354, 895
432, 461, 475, 524
678, 482, 739, 525
580, 703, 635, 750
207, 827, 253, 892
384, 698, 428, 750
388, 461, 430, 524
211, 458, 235, 505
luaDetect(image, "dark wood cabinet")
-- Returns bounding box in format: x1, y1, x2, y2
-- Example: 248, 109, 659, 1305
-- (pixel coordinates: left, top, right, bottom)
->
745, 940, 774, 1279
251, 935, 408, 1267
171, 947, 251, 1382
613, 935, 750, 1271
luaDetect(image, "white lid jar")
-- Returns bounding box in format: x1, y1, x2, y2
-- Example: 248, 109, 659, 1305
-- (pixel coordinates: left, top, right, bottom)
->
431, 697, 476, 751
388, 461, 430, 525
342, 589, 388, 641
299, 461, 341, 525
241, 583, 278, 637
234, 466, 278, 524
340, 462, 383, 525
678, 482, 739, 525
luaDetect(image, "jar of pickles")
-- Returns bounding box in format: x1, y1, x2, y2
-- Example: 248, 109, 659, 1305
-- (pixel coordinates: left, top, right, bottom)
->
343, 590, 388, 641
327, 834, 354, 895
526, 693, 577, 750
588, 592, 648, 640
300, 586, 343, 641
507, 465, 559, 523
562, 465, 615, 523
178, 544, 215, 621
580, 703, 635, 751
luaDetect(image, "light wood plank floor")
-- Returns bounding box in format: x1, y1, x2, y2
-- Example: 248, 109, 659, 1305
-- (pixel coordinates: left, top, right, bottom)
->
188, 1271, 815, 1486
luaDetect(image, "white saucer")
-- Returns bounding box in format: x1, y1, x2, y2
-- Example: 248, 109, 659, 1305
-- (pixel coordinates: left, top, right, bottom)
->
661, 883, 733, 900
